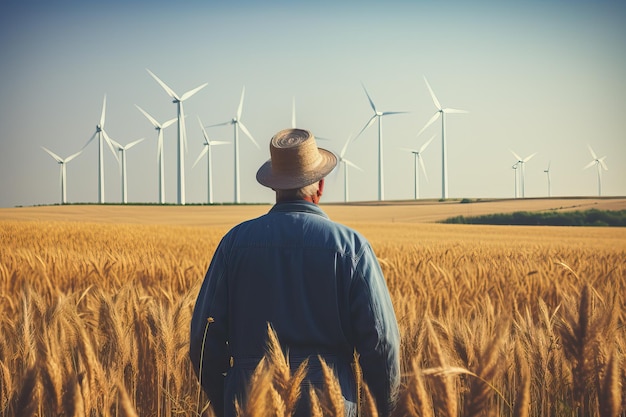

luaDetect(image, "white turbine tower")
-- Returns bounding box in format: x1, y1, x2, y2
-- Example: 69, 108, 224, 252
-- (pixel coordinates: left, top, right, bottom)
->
41, 147, 82, 204
111, 138, 145, 204
336, 133, 362, 203
584, 145, 608, 196
417, 76, 468, 199
292, 96, 297, 128
511, 150, 537, 198
400, 135, 435, 200
544, 161, 552, 197
83, 95, 119, 204
193, 116, 230, 204
206, 86, 259, 204
135, 105, 177, 204
147, 69, 208, 205
512, 163, 519, 198
354, 83, 409, 201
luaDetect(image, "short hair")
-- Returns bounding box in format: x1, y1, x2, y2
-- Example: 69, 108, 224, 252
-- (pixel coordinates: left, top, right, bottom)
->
275, 181, 320, 201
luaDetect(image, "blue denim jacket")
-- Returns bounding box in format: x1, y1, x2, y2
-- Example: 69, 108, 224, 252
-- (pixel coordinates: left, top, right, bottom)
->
190, 201, 400, 416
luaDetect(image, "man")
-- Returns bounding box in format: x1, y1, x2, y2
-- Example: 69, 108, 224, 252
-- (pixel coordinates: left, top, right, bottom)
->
189, 128, 400, 416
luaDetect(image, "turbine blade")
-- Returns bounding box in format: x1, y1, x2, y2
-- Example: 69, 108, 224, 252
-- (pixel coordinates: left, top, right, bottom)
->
599, 156, 608, 170
419, 155, 429, 183
419, 134, 436, 153
126, 138, 145, 149
210, 141, 230, 146
65, 149, 83, 163
354, 115, 377, 141
157, 132, 164, 160
340, 133, 353, 158
343, 159, 363, 172
416, 112, 440, 137
523, 152, 537, 163
583, 160, 596, 170
162, 117, 177, 129
181, 82, 208, 101
510, 150, 522, 162
236, 86, 246, 120
360, 82, 377, 113
135, 104, 160, 128
587, 144, 597, 160
206, 121, 232, 128
146, 68, 179, 100
444, 108, 468, 114
238, 122, 260, 148
381, 111, 410, 116
83, 131, 97, 150
197, 115, 210, 144
192, 146, 208, 168
100, 95, 107, 127
42, 146, 63, 162
423, 76, 442, 110
180, 102, 188, 153
103, 131, 120, 163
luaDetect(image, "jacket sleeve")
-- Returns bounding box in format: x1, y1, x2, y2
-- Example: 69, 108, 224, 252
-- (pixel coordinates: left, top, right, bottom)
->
350, 243, 401, 417
189, 235, 231, 416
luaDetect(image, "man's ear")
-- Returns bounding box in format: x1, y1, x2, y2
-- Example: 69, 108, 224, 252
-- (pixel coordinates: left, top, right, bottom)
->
318, 179, 325, 196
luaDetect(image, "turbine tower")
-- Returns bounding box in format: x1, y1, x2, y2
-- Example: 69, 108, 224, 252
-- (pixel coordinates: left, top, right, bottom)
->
400, 135, 435, 200
193, 116, 230, 204
511, 150, 537, 198
206, 86, 259, 204
544, 161, 552, 197
147, 69, 207, 205
111, 138, 145, 204
83, 95, 119, 204
292, 96, 297, 128
354, 82, 408, 201
584, 145, 608, 196
337, 133, 362, 202
41, 147, 82, 204
512, 163, 519, 198
417, 76, 468, 199
135, 105, 176, 204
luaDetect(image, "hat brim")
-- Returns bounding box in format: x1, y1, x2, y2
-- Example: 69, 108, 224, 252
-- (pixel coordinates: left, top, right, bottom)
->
256, 147, 337, 190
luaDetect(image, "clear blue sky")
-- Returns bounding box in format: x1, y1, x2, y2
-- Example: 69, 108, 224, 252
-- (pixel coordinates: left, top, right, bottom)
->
1, 0, 624, 206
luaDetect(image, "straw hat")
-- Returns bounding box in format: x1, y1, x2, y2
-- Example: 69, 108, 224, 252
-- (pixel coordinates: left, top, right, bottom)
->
256, 128, 337, 190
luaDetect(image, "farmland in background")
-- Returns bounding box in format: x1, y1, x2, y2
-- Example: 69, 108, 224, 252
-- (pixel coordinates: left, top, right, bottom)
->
1, 200, 625, 416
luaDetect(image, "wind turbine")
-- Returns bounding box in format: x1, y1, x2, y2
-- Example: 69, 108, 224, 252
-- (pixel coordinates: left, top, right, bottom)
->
206, 86, 259, 204
583, 145, 608, 196
417, 76, 468, 199
354, 82, 409, 201
336, 132, 363, 202
400, 134, 435, 200
82, 95, 119, 204
41, 147, 82, 204
544, 161, 552, 197
147, 69, 208, 205
135, 105, 177, 204
193, 116, 230, 204
111, 138, 145, 204
511, 150, 537, 198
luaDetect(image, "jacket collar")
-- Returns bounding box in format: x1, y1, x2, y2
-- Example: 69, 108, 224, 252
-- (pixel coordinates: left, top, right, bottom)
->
269, 200, 329, 219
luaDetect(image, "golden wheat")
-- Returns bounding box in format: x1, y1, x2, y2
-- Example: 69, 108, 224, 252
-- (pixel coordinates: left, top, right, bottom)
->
1, 217, 625, 416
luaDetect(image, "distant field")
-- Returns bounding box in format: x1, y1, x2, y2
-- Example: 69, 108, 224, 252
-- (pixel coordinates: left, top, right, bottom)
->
2, 196, 625, 226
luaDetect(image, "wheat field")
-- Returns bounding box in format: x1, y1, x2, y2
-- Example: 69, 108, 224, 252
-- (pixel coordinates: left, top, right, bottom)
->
1, 202, 625, 416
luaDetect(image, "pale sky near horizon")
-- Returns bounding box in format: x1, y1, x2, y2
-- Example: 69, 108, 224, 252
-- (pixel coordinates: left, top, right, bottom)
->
1, 0, 625, 207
